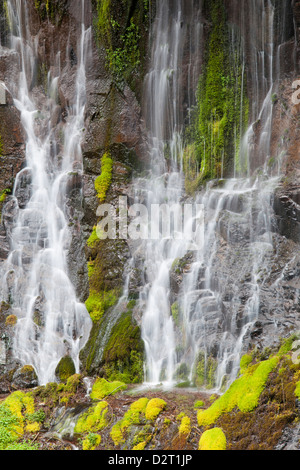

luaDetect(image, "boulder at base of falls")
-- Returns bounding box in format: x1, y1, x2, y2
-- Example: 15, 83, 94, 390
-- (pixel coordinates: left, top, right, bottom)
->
55, 356, 76, 383
11, 365, 38, 390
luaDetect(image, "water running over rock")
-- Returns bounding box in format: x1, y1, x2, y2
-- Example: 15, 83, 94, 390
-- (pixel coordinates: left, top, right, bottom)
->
0, 0, 92, 385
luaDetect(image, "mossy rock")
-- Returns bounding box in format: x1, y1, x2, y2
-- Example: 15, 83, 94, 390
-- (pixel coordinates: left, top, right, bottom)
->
90, 378, 127, 400
55, 356, 76, 383
145, 398, 167, 421
11, 366, 38, 390
199, 427, 227, 450
102, 310, 144, 384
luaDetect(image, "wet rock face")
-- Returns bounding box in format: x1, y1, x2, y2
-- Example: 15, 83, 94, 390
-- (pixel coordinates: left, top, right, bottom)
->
0, 302, 21, 393
274, 185, 300, 243
165, 178, 300, 384
11, 365, 38, 390
0, 96, 25, 193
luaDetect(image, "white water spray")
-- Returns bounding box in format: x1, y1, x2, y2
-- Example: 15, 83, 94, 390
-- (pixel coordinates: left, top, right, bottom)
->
0, 0, 92, 384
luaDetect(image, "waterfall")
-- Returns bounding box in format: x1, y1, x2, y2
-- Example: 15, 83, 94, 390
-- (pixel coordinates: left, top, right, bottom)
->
0, 0, 92, 385
130, 0, 293, 390
128, 0, 201, 386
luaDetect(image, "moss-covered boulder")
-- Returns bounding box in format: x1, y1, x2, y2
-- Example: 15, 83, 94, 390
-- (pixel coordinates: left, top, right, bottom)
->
55, 356, 76, 383
102, 308, 144, 384
199, 427, 227, 450
11, 365, 38, 390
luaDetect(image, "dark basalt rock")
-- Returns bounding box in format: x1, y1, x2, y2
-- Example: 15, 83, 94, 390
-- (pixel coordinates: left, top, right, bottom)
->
273, 187, 300, 243
11, 365, 38, 390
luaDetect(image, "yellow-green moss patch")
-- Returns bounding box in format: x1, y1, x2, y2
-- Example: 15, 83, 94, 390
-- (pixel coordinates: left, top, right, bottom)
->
85, 290, 118, 323
74, 401, 109, 435
82, 432, 101, 451
178, 415, 191, 437
0, 391, 41, 450
199, 427, 227, 450
95, 152, 113, 202
197, 356, 279, 426
110, 397, 149, 446
145, 398, 167, 421
90, 378, 127, 401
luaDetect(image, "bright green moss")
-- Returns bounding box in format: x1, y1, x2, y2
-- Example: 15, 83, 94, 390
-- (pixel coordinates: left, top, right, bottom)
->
95, 152, 113, 202
87, 227, 99, 248
184, 0, 249, 189
239, 353, 253, 374
90, 378, 127, 401
178, 415, 191, 437
194, 351, 218, 389
132, 441, 147, 450
197, 356, 279, 427
145, 398, 166, 422
95, 0, 112, 46
85, 289, 118, 323
194, 400, 204, 409
198, 427, 227, 451
55, 356, 76, 383
102, 309, 144, 384
74, 401, 109, 435
110, 397, 149, 446
82, 432, 101, 451
106, 19, 141, 82
0, 391, 41, 449
278, 335, 299, 356
59, 374, 81, 405
295, 380, 300, 399
0, 189, 11, 203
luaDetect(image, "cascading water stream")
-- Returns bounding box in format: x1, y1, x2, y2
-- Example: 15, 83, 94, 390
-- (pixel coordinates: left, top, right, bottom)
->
132, 0, 292, 390
0, 0, 92, 385
134, 0, 202, 386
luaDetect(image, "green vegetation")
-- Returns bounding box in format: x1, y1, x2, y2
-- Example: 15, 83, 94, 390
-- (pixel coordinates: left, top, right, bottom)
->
198, 427, 227, 450
95, 152, 113, 202
193, 351, 218, 389
87, 227, 99, 248
110, 397, 149, 446
183, 0, 249, 192
171, 302, 180, 327
58, 374, 81, 405
34, 0, 67, 24
178, 415, 191, 437
82, 432, 101, 451
85, 289, 119, 323
197, 356, 279, 427
145, 398, 166, 421
1, 337, 300, 451
0, 188, 11, 203
239, 353, 253, 374
55, 356, 76, 383
194, 400, 204, 409
102, 301, 144, 384
95, 0, 148, 86
0, 391, 41, 450
106, 19, 141, 83
90, 377, 127, 400
74, 401, 109, 434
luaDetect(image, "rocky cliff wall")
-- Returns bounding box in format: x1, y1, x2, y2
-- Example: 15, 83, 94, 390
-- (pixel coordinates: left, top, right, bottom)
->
0, 0, 299, 393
